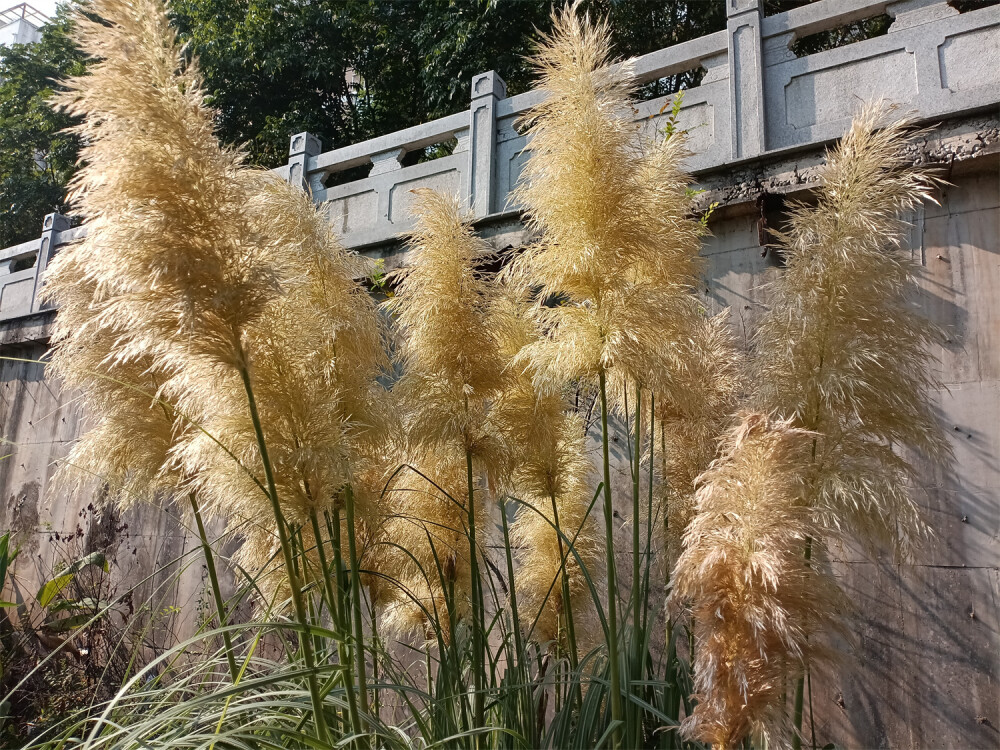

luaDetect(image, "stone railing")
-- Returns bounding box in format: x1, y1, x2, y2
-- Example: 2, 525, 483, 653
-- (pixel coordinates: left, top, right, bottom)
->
0, 214, 84, 323
1, 0, 997, 323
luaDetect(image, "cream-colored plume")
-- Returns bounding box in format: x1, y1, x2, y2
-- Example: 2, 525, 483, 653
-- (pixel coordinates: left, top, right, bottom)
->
672, 413, 843, 749
752, 101, 948, 555
511, 3, 707, 405
381, 189, 506, 635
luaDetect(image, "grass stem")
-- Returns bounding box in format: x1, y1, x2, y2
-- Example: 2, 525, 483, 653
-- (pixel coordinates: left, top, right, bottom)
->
344, 483, 371, 726
235, 349, 330, 745
465, 447, 486, 743
599, 370, 623, 748
188, 493, 239, 683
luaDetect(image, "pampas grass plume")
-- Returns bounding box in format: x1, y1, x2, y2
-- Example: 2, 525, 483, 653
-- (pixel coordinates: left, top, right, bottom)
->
753, 100, 949, 554
672, 413, 844, 749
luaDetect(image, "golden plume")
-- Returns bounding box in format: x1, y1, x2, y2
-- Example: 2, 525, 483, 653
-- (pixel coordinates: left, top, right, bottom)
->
671, 413, 843, 749
43, 0, 390, 601
387, 189, 506, 467
752, 101, 948, 555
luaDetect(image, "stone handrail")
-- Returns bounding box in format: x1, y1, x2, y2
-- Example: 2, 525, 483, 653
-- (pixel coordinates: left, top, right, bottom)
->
1, 0, 997, 322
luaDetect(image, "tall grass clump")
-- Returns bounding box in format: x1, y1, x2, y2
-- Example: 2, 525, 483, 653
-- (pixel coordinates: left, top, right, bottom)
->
8, 1, 949, 748
509, 3, 729, 745
41, 0, 391, 743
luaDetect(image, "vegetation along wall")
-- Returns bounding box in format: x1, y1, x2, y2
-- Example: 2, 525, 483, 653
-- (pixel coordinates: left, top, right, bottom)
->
1, 0, 998, 747
2, 111, 997, 747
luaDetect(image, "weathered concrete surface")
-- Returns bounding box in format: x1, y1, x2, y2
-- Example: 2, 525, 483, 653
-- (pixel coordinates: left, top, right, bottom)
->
0, 126, 996, 749
0, 341, 239, 649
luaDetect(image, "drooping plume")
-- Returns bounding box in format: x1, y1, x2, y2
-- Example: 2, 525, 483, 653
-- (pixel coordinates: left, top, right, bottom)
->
674, 103, 947, 748
671, 413, 843, 749
752, 101, 948, 554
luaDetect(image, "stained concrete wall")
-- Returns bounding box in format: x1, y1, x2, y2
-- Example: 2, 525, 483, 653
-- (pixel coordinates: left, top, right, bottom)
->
0, 338, 240, 649
0, 119, 997, 748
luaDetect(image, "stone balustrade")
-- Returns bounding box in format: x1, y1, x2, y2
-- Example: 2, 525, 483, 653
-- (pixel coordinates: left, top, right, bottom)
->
1, 0, 997, 322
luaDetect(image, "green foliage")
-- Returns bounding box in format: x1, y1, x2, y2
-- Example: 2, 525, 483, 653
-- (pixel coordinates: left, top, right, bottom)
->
8, 496, 703, 750
0, 527, 141, 746
35, 551, 109, 611
169, 0, 726, 168
0, 4, 86, 247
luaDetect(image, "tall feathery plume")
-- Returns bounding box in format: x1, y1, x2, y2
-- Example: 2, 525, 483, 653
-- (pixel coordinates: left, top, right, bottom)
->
382, 190, 507, 742
50, 1, 288, 373
512, 8, 705, 403
387, 189, 506, 468
511, 6, 711, 732
380, 448, 479, 639
492, 284, 602, 650
41, 0, 274, 692
43, 0, 267, 505
752, 101, 948, 555
382, 189, 505, 635
674, 103, 948, 747
44, 0, 390, 738
168, 177, 390, 593
49, 0, 390, 593
671, 413, 844, 749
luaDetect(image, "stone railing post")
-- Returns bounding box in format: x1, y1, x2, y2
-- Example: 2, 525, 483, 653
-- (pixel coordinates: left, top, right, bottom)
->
371, 148, 405, 226
727, 0, 766, 159
467, 71, 506, 218
287, 131, 323, 193
30, 212, 69, 314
